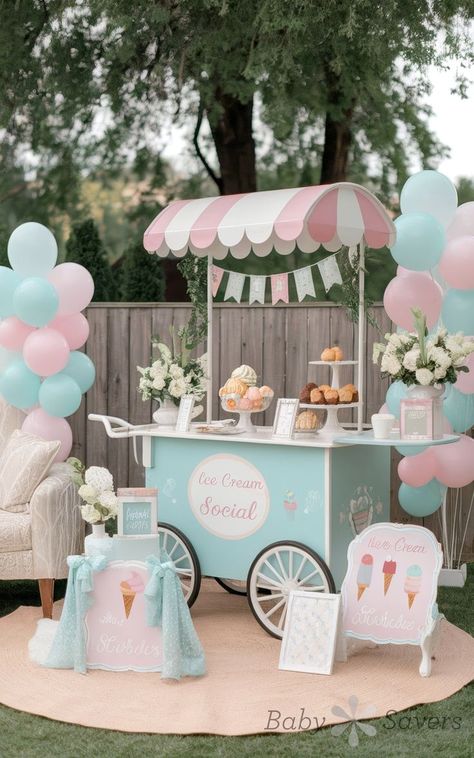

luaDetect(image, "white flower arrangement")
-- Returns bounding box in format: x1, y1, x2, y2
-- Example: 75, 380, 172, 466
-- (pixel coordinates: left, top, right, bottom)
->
137, 329, 207, 406
68, 458, 118, 524
373, 308, 474, 387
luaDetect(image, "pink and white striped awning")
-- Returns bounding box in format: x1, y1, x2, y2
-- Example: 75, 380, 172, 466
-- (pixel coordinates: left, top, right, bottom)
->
143, 182, 396, 260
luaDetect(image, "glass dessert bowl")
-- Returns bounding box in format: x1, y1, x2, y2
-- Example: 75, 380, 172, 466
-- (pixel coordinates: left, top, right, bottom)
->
221, 393, 273, 432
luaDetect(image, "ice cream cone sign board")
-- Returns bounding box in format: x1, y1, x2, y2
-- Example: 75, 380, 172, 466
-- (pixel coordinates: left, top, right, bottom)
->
85, 561, 162, 672
341, 523, 443, 677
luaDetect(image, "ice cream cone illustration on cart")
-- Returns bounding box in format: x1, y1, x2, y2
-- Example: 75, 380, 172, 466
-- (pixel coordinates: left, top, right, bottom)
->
120, 570, 145, 619
383, 555, 397, 595
348, 487, 374, 536
356, 553, 373, 600
283, 491, 298, 520
404, 564, 422, 610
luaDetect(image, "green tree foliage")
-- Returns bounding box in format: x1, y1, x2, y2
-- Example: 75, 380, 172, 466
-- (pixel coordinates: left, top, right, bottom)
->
66, 219, 114, 302
120, 241, 165, 303
0, 1, 472, 204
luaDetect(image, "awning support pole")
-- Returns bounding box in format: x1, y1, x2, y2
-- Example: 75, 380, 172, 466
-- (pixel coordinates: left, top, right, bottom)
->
206, 253, 213, 423
357, 240, 365, 432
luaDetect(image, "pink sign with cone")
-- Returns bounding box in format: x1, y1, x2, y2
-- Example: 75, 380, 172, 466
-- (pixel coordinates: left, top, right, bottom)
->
341, 523, 442, 646
85, 561, 162, 671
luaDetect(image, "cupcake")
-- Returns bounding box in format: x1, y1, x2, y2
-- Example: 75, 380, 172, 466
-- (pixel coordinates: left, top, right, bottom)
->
299, 382, 318, 403
223, 377, 248, 396
259, 385, 274, 398
246, 386, 261, 401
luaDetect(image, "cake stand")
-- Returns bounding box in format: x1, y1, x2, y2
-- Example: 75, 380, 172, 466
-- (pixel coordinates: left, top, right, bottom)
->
304, 360, 359, 433
221, 395, 273, 432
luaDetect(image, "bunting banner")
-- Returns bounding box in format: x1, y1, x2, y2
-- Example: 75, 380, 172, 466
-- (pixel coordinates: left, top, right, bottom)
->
271, 273, 289, 305
211, 266, 224, 297
224, 271, 245, 302
317, 255, 343, 293
213, 251, 342, 304
293, 266, 316, 302
249, 275, 266, 304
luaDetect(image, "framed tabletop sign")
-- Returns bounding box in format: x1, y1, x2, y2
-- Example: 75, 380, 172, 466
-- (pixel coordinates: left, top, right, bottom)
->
176, 394, 195, 433
117, 488, 158, 537
341, 523, 443, 676
273, 398, 299, 439
279, 591, 341, 675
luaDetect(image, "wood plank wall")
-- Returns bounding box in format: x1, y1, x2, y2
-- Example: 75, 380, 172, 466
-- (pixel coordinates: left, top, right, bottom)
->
69, 302, 473, 560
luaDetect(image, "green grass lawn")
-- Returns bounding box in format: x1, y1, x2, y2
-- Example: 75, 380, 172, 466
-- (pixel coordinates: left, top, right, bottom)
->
0, 569, 473, 758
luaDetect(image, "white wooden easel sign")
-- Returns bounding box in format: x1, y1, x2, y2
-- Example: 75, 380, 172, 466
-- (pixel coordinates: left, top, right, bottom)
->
341, 523, 443, 677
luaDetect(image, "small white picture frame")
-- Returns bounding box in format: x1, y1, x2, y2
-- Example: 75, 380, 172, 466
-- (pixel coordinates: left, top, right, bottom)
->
273, 398, 299, 438
176, 394, 195, 433
279, 591, 341, 675
117, 488, 158, 536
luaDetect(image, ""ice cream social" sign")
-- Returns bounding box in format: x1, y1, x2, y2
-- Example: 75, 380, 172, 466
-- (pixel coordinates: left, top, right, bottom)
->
188, 454, 270, 539
341, 523, 442, 646
85, 561, 162, 672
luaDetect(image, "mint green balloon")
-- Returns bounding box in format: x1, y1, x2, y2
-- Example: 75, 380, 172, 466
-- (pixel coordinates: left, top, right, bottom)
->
62, 351, 95, 393
8, 222, 58, 277
400, 170, 457, 229
399, 480, 444, 517
13, 277, 59, 327
390, 213, 445, 271
441, 289, 474, 335
39, 374, 82, 418
0, 359, 40, 409
0, 266, 21, 318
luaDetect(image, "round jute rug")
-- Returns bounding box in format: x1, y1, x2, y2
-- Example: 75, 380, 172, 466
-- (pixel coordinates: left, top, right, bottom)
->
0, 580, 473, 735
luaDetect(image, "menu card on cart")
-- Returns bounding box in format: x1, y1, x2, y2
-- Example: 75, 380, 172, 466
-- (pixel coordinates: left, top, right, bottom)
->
176, 395, 195, 433
273, 399, 299, 438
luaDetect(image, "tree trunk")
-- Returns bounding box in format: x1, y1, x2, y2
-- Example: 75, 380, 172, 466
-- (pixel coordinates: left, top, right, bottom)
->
320, 71, 354, 184
207, 88, 257, 195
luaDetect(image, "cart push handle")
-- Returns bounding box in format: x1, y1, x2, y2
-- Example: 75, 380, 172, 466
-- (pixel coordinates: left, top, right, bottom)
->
88, 413, 138, 439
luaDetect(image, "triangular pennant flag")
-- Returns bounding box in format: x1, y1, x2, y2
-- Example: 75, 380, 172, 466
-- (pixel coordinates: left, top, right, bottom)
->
224, 271, 245, 302
271, 273, 289, 305
293, 266, 316, 302
249, 275, 266, 304
211, 266, 224, 297
317, 256, 342, 293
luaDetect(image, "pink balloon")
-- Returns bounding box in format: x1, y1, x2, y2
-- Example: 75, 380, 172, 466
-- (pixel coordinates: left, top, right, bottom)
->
447, 201, 474, 241
438, 236, 474, 290
383, 273, 442, 331
22, 409, 72, 462
0, 317, 35, 351
48, 263, 94, 316
398, 449, 435, 487
49, 312, 90, 350
23, 328, 70, 377
454, 352, 474, 394
433, 434, 474, 488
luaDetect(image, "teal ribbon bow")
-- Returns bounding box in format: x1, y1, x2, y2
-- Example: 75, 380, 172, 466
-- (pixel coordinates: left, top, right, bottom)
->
144, 549, 206, 679
44, 554, 108, 674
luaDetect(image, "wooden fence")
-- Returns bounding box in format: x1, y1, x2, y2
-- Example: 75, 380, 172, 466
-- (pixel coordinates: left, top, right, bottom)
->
69, 302, 473, 560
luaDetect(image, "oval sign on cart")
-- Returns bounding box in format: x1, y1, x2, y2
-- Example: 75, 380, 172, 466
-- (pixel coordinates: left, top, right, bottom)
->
188, 454, 270, 540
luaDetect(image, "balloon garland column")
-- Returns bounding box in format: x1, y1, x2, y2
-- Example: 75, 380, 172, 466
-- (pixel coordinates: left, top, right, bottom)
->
382, 172, 474, 576
0, 223, 95, 461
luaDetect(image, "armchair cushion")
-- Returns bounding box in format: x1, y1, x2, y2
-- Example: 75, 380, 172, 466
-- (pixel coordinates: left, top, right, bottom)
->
0, 430, 60, 513
0, 397, 25, 449
0, 510, 31, 552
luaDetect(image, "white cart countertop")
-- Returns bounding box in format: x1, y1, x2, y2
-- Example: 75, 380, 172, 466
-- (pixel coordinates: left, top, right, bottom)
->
129, 423, 350, 449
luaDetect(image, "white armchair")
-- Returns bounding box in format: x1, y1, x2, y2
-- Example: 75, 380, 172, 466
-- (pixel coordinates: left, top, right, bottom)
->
0, 398, 84, 617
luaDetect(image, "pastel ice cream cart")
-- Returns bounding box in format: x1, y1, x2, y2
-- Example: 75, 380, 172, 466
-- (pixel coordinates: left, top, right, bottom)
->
91, 183, 455, 637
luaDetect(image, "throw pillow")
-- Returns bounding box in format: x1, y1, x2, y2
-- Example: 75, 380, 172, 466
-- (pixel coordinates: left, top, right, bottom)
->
0, 430, 60, 513
0, 396, 25, 450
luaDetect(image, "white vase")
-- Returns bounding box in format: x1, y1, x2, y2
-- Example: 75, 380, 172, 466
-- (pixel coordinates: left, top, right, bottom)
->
407, 384, 444, 400
153, 398, 179, 426
84, 522, 112, 558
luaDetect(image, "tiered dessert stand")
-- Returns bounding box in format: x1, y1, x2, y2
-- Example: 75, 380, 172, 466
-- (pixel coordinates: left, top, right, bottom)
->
300, 360, 359, 434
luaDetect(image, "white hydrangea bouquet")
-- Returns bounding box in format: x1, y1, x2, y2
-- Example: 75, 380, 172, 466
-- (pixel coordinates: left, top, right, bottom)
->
373, 308, 474, 386
137, 329, 207, 407
68, 458, 118, 524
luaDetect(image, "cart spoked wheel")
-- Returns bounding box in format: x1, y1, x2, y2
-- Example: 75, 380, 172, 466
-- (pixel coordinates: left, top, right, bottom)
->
157, 523, 201, 608
247, 541, 335, 638
214, 578, 248, 595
